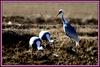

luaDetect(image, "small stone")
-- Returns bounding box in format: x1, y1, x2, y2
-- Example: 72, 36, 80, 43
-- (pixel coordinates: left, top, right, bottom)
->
53, 54, 59, 57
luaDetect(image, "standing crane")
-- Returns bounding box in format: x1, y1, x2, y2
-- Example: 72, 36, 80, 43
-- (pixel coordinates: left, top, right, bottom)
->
57, 9, 80, 48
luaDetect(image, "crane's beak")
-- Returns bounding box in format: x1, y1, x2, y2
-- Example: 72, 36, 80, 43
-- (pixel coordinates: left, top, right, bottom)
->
56, 12, 60, 17
56, 11, 62, 17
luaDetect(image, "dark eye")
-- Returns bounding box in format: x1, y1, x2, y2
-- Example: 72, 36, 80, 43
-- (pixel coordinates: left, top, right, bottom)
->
59, 11, 62, 14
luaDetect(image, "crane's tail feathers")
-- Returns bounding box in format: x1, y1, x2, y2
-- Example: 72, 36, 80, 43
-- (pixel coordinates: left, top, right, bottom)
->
76, 41, 79, 47
78, 37, 80, 41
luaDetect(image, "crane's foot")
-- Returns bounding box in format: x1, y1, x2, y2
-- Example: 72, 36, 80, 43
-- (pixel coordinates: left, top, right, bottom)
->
69, 46, 76, 52
66, 46, 77, 54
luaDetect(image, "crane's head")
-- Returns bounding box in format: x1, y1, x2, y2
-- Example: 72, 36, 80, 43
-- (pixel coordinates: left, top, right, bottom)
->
57, 9, 64, 16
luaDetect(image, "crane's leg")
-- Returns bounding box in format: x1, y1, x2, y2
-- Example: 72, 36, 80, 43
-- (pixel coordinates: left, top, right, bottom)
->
68, 38, 77, 52
76, 41, 79, 47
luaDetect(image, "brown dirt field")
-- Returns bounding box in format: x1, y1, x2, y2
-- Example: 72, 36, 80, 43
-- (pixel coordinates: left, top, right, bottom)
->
2, 16, 98, 65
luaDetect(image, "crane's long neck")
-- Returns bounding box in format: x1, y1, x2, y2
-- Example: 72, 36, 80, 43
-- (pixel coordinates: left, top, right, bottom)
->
60, 13, 68, 24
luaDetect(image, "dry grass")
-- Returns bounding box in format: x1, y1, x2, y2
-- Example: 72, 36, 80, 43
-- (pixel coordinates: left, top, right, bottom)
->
2, 17, 98, 65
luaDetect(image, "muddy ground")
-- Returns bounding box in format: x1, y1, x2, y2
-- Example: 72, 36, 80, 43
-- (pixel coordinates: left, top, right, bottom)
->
2, 16, 98, 65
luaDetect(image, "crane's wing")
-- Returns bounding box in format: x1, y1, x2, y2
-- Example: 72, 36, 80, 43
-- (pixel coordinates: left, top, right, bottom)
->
64, 23, 79, 41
